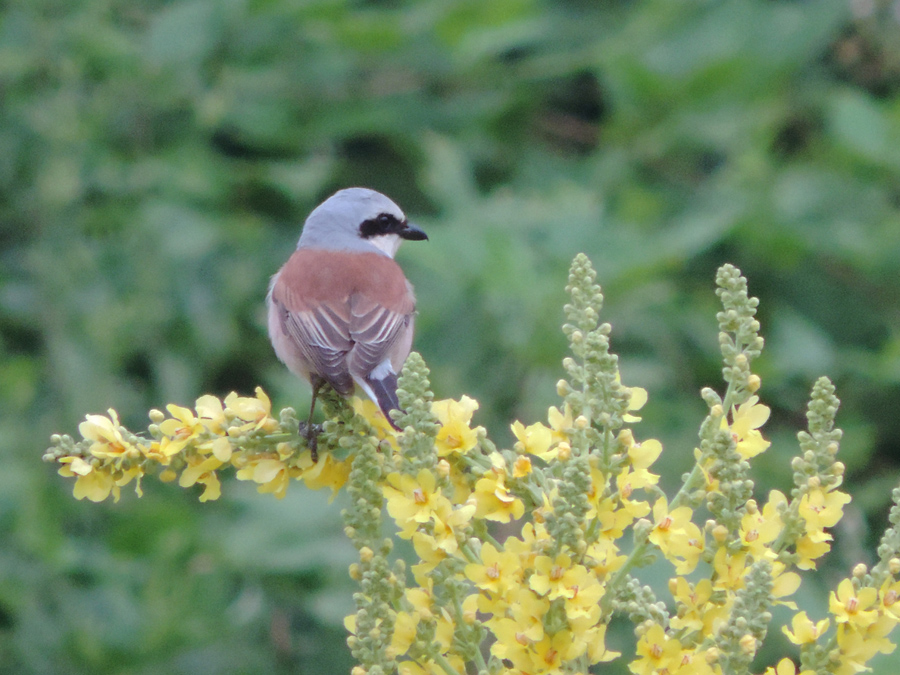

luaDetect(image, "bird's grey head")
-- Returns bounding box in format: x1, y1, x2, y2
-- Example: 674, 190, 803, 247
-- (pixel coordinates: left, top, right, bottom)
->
297, 187, 427, 257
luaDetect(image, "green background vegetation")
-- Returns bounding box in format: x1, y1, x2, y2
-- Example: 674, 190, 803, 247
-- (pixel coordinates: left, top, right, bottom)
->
3, 0, 900, 672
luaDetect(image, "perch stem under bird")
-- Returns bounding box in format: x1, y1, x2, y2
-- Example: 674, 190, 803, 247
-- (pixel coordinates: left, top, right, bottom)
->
266, 187, 427, 461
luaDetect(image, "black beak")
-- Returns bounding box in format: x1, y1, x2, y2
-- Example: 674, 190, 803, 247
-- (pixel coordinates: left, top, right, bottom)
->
400, 221, 428, 241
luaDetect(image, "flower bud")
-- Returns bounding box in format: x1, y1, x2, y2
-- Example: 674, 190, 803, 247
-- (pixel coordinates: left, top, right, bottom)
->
739, 634, 757, 654
853, 563, 868, 579
747, 374, 761, 392
712, 525, 729, 543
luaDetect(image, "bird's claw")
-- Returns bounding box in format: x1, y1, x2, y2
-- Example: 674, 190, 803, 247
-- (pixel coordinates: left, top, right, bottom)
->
299, 421, 323, 463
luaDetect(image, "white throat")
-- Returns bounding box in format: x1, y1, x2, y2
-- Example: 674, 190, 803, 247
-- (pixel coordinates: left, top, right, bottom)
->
366, 233, 402, 258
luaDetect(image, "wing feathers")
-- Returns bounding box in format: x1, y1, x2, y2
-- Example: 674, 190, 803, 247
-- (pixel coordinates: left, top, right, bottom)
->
270, 250, 415, 411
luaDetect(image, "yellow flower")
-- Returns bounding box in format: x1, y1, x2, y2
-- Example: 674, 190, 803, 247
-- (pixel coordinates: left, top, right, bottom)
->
712, 548, 747, 592
648, 497, 703, 573
796, 533, 832, 570
194, 394, 227, 433
79, 409, 140, 465
429, 499, 475, 556
411, 532, 449, 581
879, 578, 900, 621
783, 611, 830, 645
383, 470, 450, 537
352, 397, 398, 441
473, 466, 525, 523
391, 610, 418, 657
739, 494, 784, 558
224, 387, 278, 432
835, 617, 897, 675
465, 542, 522, 598
763, 658, 808, 675
529, 630, 583, 673
799, 488, 850, 533
511, 420, 555, 460
561, 569, 603, 631
158, 404, 205, 456
178, 455, 223, 501
830, 579, 879, 629
489, 616, 535, 669
623, 384, 648, 423
670, 578, 726, 635
508, 587, 550, 641
59, 457, 116, 502
301, 452, 350, 496
631, 624, 681, 675
615, 439, 661, 518
547, 404, 573, 444
725, 395, 770, 458
432, 396, 479, 455
772, 563, 801, 609
585, 538, 627, 581
235, 456, 292, 499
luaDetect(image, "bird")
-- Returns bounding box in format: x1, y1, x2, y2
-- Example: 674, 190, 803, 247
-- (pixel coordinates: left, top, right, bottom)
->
266, 187, 427, 460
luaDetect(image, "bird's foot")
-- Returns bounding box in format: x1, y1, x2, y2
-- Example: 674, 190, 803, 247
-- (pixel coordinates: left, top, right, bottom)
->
298, 421, 323, 462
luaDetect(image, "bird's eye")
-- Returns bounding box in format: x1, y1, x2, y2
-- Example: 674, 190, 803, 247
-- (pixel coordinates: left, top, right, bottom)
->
378, 214, 392, 224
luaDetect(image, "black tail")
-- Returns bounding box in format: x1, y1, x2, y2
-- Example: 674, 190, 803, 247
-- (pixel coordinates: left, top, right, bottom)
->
367, 373, 402, 430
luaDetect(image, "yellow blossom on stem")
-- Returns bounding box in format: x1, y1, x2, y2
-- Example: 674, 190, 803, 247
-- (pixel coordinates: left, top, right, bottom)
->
631, 624, 681, 675
783, 611, 830, 645
830, 579, 879, 629
880, 579, 900, 621
763, 658, 812, 675
79, 409, 138, 465
648, 497, 703, 574
772, 563, 801, 609
623, 384, 648, 423
224, 387, 279, 432
547, 404, 573, 444
795, 533, 832, 570
529, 553, 579, 600
799, 487, 851, 533
432, 396, 479, 455
713, 548, 748, 592
235, 454, 293, 499
465, 541, 522, 599
511, 420, 555, 460
179, 454, 223, 502
194, 394, 227, 434
353, 397, 399, 441
383, 470, 450, 537
670, 578, 725, 635
473, 466, 525, 522
724, 395, 771, 458
158, 404, 206, 456
836, 616, 897, 675
739, 493, 784, 558
58, 457, 117, 502
301, 452, 351, 496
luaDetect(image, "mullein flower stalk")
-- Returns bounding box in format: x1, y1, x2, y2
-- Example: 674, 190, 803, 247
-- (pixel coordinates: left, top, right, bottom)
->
45, 254, 900, 675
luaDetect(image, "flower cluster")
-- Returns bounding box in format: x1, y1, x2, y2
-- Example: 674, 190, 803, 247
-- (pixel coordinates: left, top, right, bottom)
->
44, 255, 900, 675
45, 388, 351, 503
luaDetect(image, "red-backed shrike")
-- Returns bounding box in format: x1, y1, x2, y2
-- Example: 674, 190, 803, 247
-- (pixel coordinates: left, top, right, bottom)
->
267, 187, 427, 458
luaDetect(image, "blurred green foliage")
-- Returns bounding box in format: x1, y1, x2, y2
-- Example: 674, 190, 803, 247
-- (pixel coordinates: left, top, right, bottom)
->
4, 0, 900, 672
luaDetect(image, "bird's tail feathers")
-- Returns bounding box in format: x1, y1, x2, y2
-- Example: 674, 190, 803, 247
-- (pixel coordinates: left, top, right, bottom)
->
366, 373, 402, 431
